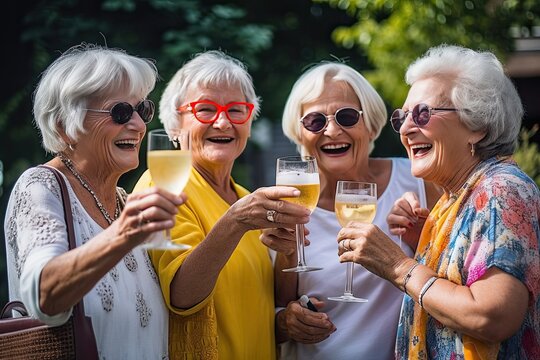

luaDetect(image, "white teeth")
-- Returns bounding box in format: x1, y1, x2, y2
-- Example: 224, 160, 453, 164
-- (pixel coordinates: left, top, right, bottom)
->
321, 144, 349, 150
115, 139, 138, 145
210, 137, 232, 141
410, 144, 432, 150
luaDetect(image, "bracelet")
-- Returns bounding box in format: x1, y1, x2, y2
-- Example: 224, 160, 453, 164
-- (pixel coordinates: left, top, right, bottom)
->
402, 262, 420, 295
418, 276, 439, 308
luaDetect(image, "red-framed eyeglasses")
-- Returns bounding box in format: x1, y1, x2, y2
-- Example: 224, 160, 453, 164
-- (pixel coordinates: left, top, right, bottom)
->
177, 100, 254, 124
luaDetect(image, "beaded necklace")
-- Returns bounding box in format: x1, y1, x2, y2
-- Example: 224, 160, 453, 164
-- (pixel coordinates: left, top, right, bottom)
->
59, 154, 120, 225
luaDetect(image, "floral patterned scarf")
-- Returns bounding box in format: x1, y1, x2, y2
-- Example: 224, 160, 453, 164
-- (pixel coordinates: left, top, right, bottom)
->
409, 160, 500, 360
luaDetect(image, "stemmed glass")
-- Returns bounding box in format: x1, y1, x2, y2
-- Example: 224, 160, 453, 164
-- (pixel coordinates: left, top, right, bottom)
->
276, 156, 321, 272
328, 181, 377, 302
142, 129, 192, 250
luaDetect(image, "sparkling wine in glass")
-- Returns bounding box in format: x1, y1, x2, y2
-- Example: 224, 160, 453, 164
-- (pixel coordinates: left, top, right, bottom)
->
328, 181, 377, 302
276, 156, 321, 272
143, 129, 191, 250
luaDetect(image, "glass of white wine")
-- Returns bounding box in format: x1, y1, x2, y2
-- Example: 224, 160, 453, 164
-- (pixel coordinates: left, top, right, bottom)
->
328, 181, 377, 302
143, 129, 192, 250
276, 156, 321, 272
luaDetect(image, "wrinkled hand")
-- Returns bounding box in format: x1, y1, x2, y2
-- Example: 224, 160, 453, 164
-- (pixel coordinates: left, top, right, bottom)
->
337, 223, 409, 284
112, 187, 186, 247
229, 186, 311, 232
386, 191, 430, 250
260, 227, 310, 255
278, 297, 335, 344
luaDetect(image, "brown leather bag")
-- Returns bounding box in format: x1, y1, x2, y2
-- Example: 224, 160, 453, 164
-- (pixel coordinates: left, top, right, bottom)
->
0, 165, 99, 359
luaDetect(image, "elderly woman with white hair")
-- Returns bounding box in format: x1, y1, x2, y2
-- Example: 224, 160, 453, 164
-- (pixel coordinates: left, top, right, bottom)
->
338, 45, 540, 359
4, 44, 185, 358
133, 50, 311, 359
260, 62, 441, 359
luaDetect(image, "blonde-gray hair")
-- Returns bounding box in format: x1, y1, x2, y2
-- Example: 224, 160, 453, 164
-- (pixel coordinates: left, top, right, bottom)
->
33, 43, 158, 153
282, 62, 387, 155
160, 50, 260, 132
406, 44, 523, 159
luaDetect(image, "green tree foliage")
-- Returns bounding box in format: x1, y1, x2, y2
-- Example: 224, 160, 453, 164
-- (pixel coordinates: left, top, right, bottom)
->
514, 125, 540, 186
315, 0, 540, 108
1, 0, 358, 303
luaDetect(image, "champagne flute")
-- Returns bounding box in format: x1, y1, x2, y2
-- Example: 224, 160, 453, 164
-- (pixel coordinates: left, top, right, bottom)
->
276, 156, 321, 272
143, 129, 191, 250
328, 181, 377, 302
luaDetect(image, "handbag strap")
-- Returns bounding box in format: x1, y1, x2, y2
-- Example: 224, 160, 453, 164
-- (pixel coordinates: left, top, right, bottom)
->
0, 300, 28, 318
37, 165, 92, 347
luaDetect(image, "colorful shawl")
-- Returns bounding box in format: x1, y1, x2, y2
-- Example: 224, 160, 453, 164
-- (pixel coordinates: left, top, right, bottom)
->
410, 160, 499, 360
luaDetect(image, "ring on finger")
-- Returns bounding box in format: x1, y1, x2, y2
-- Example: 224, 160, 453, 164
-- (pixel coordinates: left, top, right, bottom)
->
138, 212, 148, 227
266, 209, 277, 223
345, 239, 351, 251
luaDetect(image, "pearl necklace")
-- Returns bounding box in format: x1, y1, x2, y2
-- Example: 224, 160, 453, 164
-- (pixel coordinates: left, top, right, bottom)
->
59, 154, 120, 224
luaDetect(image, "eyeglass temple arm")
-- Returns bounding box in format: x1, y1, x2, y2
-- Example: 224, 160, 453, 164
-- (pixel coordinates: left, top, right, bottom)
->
84, 109, 109, 113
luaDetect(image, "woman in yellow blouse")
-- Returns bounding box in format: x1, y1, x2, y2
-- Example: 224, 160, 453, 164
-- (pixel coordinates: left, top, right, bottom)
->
134, 50, 311, 359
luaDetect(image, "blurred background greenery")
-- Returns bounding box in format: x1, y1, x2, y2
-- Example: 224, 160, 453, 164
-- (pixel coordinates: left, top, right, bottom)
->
2, 0, 539, 305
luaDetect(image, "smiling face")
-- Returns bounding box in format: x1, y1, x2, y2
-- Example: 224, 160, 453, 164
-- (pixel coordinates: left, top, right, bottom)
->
178, 83, 251, 172
75, 92, 147, 175
400, 77, 482, 190
299, 81, 370, 179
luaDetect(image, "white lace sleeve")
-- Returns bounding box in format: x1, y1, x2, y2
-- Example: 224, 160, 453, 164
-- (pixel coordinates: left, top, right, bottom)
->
4, 167, 72, 325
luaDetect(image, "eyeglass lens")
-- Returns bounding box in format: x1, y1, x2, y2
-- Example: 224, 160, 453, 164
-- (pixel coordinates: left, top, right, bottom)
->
111, 100, 155, 124
191, 102, 252, 123
302, 108, 361, 133
390, 103, 431, 132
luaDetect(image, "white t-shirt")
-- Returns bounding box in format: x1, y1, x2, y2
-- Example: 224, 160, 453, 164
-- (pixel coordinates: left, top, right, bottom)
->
294, 158, 426, 360
4, 167, 168, 359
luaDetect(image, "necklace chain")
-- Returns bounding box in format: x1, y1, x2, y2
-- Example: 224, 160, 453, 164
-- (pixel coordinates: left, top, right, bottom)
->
59, 155, 120, 224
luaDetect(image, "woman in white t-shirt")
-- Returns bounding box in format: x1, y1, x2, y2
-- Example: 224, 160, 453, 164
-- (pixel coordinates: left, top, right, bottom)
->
261, 62, 441, 360
4, 44, 185, 359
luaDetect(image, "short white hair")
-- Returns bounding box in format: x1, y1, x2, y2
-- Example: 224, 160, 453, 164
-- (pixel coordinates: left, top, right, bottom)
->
406, 44, 523, 159
160, 50, 260, 132
33, 43, 158, 153
282, 62, 387, 155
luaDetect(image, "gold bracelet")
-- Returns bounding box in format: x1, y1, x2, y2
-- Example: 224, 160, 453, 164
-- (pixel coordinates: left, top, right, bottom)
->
418, 276, 439, 308
402, 262, 420, 295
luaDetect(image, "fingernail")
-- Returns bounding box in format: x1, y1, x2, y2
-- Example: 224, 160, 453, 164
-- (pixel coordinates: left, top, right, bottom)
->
293, 190, 301, 196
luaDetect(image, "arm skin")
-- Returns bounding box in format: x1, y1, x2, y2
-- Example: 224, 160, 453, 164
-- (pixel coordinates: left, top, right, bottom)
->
337, 223, 529, 343
39, 188, 185, 315
169, 186, 311, 309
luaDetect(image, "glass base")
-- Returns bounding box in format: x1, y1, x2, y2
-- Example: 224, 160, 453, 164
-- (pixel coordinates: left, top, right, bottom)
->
140, 241, 191, 250
328, 294, 368, 303
282, 265, 323, 273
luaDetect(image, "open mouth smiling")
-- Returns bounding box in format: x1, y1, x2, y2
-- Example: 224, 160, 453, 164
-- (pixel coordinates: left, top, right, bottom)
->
320, 143, 351, 155
410, 143, 432, 156
208, 137, 234, 144
115, 139, 138, 149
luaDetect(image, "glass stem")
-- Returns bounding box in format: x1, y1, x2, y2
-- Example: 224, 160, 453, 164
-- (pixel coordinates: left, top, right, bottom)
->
295, 224, 307, 267
344, 262, 354, 296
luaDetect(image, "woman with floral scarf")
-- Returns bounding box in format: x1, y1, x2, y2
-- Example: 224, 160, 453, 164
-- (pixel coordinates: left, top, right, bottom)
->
336, 45, 539, 359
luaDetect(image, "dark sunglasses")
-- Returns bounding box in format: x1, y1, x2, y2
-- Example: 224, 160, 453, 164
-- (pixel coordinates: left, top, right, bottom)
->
390, 103, 462, 132
85, 100, 155, 124
300, 107, 363, 133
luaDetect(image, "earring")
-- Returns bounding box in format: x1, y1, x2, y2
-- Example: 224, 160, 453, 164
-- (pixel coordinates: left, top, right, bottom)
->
470, 143, 475, 157
68, 143, 75, 151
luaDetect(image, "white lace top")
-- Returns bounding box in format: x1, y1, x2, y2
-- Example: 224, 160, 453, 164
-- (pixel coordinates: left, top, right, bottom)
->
4, 167, 168, 359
